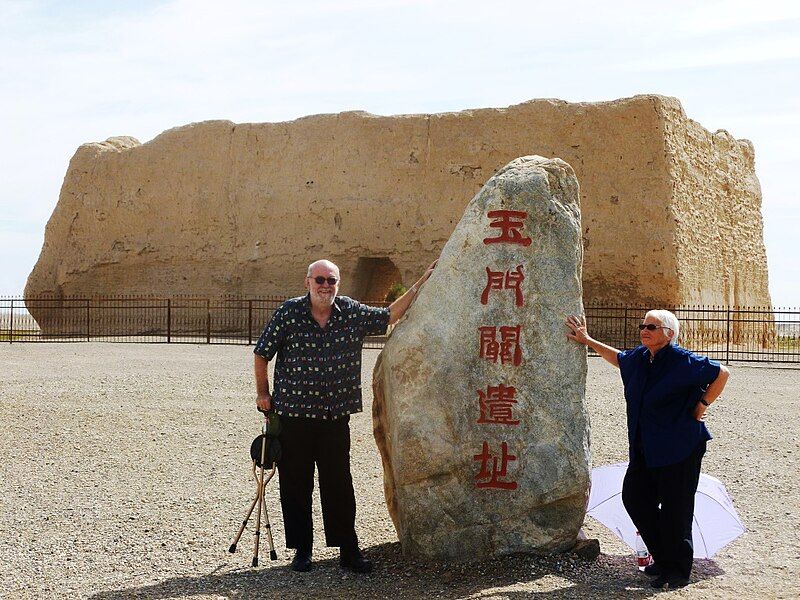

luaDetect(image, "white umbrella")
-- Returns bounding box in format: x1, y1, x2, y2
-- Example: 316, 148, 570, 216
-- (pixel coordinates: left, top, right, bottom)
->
586, 462, 745, 558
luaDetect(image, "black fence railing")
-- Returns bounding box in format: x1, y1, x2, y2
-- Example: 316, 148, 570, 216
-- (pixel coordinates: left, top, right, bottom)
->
1, 297, 798, 363
0, 296, 391, 349
584, 304, 797, 364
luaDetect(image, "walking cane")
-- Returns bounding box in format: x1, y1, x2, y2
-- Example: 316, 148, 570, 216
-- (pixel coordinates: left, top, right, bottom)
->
229, 411, 280, 566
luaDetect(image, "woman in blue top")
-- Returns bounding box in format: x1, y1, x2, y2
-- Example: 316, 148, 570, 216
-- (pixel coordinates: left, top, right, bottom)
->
566, 310, 729, 590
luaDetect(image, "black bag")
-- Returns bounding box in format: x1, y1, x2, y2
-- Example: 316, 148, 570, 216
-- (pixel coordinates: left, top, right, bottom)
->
250, 434, 282, 467
249, 411, 282, 467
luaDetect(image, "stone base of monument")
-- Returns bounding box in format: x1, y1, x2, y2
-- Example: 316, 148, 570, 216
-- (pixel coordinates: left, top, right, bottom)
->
373, 155, 591, 561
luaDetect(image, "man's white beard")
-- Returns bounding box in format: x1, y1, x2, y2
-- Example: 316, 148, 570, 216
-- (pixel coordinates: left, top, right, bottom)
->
313, 290, 336, 306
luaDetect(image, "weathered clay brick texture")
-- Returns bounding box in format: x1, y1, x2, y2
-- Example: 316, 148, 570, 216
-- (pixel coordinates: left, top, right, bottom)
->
26, 95, 771, 309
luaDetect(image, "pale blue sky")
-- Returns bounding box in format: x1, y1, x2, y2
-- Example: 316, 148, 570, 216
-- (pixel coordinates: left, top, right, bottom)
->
1, 0, 798, 304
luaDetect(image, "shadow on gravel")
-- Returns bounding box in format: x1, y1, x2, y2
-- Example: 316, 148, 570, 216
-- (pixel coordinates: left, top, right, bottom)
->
88, 543, 725, 600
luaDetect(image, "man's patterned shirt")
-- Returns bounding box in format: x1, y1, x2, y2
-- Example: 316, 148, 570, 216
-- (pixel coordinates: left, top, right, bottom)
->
254, 294, 390, 419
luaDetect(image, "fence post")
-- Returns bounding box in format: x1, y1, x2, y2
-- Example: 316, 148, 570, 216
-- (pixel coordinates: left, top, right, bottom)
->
9, 299, 13, 344
86, 299, 91, 342
206, 299, 211, 344
167, 299, 171, 343
725, 306, 731, 365
248, 299, 253, 345
623, 306, 628, 349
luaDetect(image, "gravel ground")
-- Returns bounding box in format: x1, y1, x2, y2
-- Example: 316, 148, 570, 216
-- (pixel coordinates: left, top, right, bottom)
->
0, 343, 798, 599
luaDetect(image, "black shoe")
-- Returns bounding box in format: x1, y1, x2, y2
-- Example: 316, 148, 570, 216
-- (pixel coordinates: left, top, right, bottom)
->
650, 575, 669, 590
340, 547, 373, 573
650, 574, 689, 590
643, 563, 663, 577
665, 575, 690, 589
291, 549, 313, 572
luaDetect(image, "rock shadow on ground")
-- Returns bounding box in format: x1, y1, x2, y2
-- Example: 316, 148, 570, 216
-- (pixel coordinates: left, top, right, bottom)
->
87, 544, 724, 600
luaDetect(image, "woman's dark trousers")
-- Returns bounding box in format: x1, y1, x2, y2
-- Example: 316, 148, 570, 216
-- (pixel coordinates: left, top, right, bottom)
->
622, 440, 706, 580
277, 416, 359, 552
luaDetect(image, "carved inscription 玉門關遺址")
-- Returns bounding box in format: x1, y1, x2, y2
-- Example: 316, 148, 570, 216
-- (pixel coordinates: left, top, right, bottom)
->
473, 210, 531, 491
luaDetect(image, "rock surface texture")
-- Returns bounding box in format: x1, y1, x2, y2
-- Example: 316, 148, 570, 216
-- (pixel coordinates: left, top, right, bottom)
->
372, 156, 590, 560
26, 95, 770, 311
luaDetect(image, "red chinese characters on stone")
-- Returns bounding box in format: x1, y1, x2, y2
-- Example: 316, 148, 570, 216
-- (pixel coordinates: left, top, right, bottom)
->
481, 265, 524, 307
476, 383, 520, 425
475, 212, 527, 492
478, 326, 522, 366
483, 210, 532, 246
473, 441, 518, 490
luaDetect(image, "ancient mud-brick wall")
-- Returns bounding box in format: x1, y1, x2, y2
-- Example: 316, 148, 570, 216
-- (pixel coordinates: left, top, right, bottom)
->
659, 101, 769, 308
26, 95, 771, 331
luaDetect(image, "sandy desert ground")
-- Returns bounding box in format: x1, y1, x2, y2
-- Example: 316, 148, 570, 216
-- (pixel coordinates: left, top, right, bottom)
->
1, 343, 798, 599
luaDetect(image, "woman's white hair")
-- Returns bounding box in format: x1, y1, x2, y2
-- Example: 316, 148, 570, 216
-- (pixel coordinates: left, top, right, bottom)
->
645, 309, 680, 345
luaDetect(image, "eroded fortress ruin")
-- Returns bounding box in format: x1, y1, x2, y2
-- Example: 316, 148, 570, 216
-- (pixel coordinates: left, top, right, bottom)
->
26, 95, 771, 309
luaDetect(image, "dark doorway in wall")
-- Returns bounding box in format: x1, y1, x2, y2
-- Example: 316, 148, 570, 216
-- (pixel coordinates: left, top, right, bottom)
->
350, 257, 402, 302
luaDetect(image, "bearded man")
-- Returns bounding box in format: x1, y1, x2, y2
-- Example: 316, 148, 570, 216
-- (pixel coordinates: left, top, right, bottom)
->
254, 258, 435, 573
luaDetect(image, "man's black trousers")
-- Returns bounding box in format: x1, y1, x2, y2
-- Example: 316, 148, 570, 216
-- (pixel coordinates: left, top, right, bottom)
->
277, 415, 358, 552
622, 439, 706, 580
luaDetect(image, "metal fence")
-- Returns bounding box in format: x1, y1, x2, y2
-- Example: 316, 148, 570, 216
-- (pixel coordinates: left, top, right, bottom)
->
0, 296, 390, 349
584, 304, 798, 364
2, 296, 798, 363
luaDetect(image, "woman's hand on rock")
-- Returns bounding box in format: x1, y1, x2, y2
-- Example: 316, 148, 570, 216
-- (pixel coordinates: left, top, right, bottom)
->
565, 315, 591, 345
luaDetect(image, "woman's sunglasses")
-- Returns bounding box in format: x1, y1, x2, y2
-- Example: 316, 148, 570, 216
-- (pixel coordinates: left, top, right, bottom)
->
638, 324, 669, 331
311, 276, 338, 285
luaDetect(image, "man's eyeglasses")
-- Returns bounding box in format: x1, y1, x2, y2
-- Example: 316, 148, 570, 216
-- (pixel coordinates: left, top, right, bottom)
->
311, 276, 338, 285
639, 324, 669, 331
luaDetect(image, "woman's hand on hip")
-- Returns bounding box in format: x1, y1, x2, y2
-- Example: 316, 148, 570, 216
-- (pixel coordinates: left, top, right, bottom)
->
693, 401, 707, 421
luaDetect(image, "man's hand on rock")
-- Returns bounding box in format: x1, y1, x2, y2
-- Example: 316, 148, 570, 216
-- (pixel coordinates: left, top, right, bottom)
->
411, 259, 438, 294
422, 259, 437, 283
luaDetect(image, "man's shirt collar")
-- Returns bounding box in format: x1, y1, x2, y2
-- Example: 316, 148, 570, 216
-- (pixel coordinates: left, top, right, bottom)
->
301, 293, 344, 318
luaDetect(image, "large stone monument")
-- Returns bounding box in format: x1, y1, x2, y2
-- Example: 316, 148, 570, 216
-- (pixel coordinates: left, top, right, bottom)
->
372, 156, 590, 559
26, 95, 771, 314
